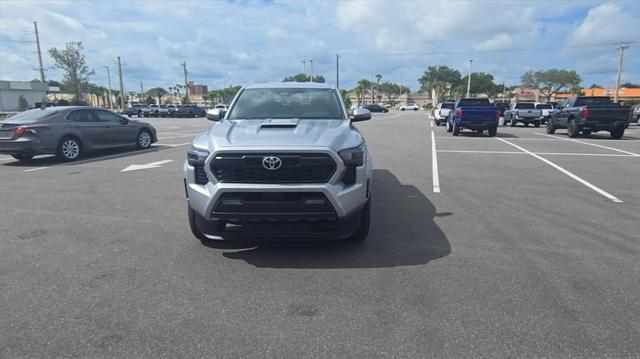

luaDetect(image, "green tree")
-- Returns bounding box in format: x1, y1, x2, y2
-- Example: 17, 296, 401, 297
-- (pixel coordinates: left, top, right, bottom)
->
48, 42, 94, 103
356, 79, 373, 104
340, 89, 352, 110
146, 87, 168, 104
520, 69, 581, 102
18, 95, 28, 110
458, 72, 499, 97
569, 84, 583, 95
589, 83, 603, 89
283, 73, 326, 83
621, 82, 640, 88
419, 65, 462, 99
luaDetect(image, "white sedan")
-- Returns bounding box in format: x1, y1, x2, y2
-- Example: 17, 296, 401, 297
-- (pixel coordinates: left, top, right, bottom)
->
400, 103, 420, 111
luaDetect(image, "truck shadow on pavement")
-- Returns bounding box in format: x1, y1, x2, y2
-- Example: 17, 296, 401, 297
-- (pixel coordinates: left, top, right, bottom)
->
212, 169, 452, 269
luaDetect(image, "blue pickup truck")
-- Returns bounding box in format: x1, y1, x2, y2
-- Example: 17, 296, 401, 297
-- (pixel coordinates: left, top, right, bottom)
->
446, 98, 499, 136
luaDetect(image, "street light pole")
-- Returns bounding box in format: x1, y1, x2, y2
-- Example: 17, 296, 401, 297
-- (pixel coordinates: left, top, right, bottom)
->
466, 59, 473, 98
104, 65, 113, 110
309, 59, 314, 82
614, 42, 631, 103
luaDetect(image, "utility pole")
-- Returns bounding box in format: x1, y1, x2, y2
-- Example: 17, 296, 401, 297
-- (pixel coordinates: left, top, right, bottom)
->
302, 59, 306, 76
614, 42, 631, 103
117, 56, 125, 110
309, 59, 314, 82
466, 59, 473, 98
33, 21, 45, 83
502, 82, 506, 100
140, 80, 144, 102
104, 65, 113, 110
336, 53, 340, 89
181, 62, 189, 103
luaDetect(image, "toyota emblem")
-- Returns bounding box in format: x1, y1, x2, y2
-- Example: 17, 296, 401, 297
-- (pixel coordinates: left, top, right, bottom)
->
262, 156, 282, 170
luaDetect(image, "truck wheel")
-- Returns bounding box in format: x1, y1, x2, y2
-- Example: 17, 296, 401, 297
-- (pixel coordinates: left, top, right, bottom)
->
453, 122, 460, 136
610, 127, 624, 139
510, 118, 516, 127
487, 126, 497, 137
347, 199, 370, 242
446, 121, 453, 133
187, 205, 208, 241
546, 120, 556, 134
567, 119, 579, 138
534, 121, 541, 128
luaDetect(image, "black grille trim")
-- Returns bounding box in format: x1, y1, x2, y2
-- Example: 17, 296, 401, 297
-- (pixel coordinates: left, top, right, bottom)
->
211, 153, 336, 183
194, 165, 209, 185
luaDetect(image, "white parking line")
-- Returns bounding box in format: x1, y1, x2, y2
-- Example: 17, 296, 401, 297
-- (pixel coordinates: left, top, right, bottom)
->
496, 138, 623, 203
534, 132, 640, 157
158, 133, 202, 140
437, 150, 636, 157
431, 127, 440, 193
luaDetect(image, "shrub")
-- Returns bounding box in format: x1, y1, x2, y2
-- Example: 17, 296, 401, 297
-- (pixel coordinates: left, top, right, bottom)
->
18, 95, 28, 110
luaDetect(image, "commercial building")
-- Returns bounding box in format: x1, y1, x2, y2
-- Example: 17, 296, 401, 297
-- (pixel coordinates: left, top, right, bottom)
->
555, 87, 640, 102
187, 81, 208, 96
0, 81, 48, 111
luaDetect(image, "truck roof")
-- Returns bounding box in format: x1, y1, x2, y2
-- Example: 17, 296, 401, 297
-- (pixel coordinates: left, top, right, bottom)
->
245, 82, 335, 90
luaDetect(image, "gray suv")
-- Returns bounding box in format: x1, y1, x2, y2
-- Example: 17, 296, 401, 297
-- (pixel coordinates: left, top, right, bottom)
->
183, 83, 373, 241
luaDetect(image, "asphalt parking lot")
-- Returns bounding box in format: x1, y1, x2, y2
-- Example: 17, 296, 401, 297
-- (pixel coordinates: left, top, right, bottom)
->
1, 111, 639, 357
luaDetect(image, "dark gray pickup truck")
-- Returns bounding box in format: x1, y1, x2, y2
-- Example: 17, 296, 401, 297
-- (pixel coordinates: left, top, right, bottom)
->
547, 96, 631, 139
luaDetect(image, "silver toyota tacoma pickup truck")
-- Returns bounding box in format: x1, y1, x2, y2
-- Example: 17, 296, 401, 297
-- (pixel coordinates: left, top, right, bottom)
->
183, 82, 373, 241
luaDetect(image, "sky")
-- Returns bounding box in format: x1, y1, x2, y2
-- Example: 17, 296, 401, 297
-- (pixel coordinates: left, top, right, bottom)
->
0, 0, 639, 93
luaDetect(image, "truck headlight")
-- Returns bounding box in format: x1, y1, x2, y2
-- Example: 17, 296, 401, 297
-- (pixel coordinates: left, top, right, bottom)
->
339, 143, 365, 166
187, 145, 210, 166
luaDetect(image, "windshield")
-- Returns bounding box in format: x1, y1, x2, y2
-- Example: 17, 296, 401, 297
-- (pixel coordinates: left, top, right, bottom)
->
441, 103, 455, 109
228, 88, 344, 119
0, 108, 59, 124
515, 103, 535, 109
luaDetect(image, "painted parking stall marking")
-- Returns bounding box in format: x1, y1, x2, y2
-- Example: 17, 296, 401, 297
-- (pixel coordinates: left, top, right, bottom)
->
534, 132, 640, 157
431, 120, 440, 193
495, 137, 624, 203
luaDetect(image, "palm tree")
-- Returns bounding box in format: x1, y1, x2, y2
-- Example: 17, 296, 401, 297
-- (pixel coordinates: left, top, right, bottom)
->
357, 79, 372, 105
375, 74, 382, 103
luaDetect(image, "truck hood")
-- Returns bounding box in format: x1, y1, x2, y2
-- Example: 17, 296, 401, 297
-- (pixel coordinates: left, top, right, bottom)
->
196, 118, 362, 151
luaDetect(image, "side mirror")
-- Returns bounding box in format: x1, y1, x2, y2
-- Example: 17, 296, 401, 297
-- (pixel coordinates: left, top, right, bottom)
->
350, 107, 371, 122
120, 117, 129, 124
206, 108, 224, 121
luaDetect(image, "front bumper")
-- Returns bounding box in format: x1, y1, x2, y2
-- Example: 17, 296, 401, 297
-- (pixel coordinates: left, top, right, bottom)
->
183, 150, 373, 240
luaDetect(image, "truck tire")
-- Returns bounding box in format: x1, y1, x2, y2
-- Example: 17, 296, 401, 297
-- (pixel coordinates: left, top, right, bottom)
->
446, 120, 453, 133
534, 121, 541, 128
453, 122, 460, 136
546, 119, 556, 134
610, 127, 624, 139
487, 126, 497, 137
510, 118, 516, 127
347, 199, 370, 242
567, 119, 580, 138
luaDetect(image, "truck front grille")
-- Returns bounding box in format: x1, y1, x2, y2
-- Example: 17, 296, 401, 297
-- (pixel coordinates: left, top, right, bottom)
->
211, 153, 336, 183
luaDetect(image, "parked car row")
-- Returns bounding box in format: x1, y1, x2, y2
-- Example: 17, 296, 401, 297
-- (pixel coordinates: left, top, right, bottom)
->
122, 104, 207, 118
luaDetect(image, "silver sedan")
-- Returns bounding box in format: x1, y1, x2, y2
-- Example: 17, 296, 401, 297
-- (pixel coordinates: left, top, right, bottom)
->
0, 106, 157, 161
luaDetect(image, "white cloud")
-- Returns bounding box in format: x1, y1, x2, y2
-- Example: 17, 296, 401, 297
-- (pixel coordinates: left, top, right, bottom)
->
474, 34, 513, 51
568, 3, 639, 45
